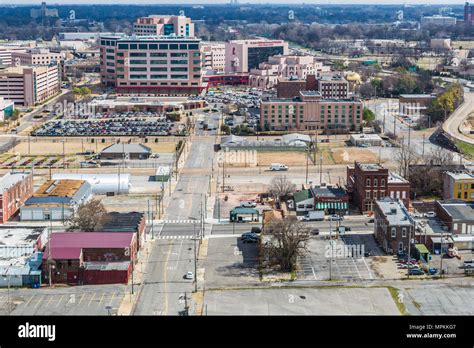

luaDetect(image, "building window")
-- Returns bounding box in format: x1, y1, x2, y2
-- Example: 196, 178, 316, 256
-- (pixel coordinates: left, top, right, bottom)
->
402, 228, 407, 237
391, 228, 396, 238
366, 191, 371, 199
374, 179, 378, 187
381, 179, 385, 187
366, 179, 371, 186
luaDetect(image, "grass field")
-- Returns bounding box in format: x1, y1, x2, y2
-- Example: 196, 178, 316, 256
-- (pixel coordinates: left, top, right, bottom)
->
456, 141, 474, 159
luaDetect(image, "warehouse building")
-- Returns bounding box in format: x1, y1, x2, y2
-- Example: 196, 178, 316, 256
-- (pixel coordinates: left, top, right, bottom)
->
20, 180, 92, 221
0, 227, 47, 287
350, 133, 383, 147
52, 173, 131, 195
99, 143, 152, 160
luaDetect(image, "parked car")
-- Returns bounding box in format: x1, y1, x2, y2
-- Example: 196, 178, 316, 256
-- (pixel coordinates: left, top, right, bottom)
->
269, 163, 288, 171
310, 228, 320, 235
463, 260, 474, 268
329, 214, 343, 221
242, 232, 258, 239
408, 268, 424, 275
184, 271, 194, 280
425, 211, 436, 218
250, 227, 261, 234
240, 201, 257, 208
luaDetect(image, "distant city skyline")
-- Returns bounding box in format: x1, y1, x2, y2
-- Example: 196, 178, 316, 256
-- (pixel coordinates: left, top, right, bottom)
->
2, 0, 470, 6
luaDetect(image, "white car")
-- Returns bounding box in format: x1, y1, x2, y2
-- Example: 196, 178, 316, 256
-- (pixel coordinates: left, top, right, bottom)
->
184, 271, 194, 280
240, 201, 257, 208
425, 212, 436, 218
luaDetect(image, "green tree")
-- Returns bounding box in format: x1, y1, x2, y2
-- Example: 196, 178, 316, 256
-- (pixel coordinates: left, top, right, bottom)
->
363, 108, 376, 124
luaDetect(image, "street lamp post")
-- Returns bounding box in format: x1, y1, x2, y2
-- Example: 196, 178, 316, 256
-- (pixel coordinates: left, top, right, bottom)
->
3, 274, 10, 315
329, 217, 332, 280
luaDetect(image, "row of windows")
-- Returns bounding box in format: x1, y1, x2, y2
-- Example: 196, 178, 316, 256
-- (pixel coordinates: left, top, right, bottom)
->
457, 183, 474, 190
116, 43, 199, 50
121, 74, 200, 80
118, 82, 199, 86
129, 67, 189, 72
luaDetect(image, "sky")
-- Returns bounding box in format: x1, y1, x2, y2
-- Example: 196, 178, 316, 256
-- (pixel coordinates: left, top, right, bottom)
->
1, 0, 469, 5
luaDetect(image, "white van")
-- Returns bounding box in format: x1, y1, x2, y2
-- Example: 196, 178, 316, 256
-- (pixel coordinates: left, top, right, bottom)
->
270, 163, 288, 171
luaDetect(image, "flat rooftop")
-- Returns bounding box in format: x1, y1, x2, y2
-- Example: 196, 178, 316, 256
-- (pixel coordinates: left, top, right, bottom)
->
399, 94, 436, 99
0, 227, 45, 247
376, 199, 413, 226
34, 179, 86, 197
438, 202, 474, 221
359, 163, 384, 171
350, 134, 382, 140
445, 171, 474, 180
0, 172, 30, 193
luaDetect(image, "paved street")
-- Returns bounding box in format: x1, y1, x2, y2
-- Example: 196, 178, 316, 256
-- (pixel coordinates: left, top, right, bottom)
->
443, 91, 474, 145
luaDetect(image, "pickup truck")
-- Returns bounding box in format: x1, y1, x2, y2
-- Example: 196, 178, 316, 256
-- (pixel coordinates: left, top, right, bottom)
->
463, 260, 474, 268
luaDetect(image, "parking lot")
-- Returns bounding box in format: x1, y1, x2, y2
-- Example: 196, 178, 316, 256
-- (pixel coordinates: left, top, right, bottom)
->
298, 233, 381, 281
0, 285, 125, 315
204, 287, 400, 315
32, 119, 176, 137
203, 236, 260, 288
65, 111, 168, 120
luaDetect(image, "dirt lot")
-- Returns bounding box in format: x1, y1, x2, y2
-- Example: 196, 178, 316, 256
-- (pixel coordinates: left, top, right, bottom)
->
257, 151, 307, 167
369, 256, 405, 279
331, 147, 378, 164
9, 138, 177, 156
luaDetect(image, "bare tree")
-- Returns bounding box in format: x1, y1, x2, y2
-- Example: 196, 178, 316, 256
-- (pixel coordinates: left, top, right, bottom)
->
67, 198, 109, 232
269, 175, 296, 200
426, 147, 454, 165
395, 142, 419, 179
263, 218, 310, 272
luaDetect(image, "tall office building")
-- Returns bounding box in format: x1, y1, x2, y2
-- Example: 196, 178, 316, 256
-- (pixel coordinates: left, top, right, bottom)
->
30, 2, 58, 19
133, 15, 195, 37
99, 35, 204, 95
0, 64, 60, 106
225, 39, 289, 74
465, 2, 474, 24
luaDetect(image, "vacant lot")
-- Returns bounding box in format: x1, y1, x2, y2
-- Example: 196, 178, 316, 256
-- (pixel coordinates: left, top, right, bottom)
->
332, 147, 378, 164
9, 138, 177, 156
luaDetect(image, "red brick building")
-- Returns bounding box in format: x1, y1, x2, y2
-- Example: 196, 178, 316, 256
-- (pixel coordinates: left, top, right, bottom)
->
0, 172, 33, 223
42, 232, 137, 285
346, 162, 410, 213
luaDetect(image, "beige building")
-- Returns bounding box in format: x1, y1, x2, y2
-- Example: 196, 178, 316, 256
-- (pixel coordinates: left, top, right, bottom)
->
11, 48, 63, 66
133, 15, 195, 37
201, 42, 226, 73
100, 35, 205, 95
0, 64, 60, 106
260, 90, 362, 132
318, 74, 349, 99
225, 39, 289, 74
249, 55, 328, 89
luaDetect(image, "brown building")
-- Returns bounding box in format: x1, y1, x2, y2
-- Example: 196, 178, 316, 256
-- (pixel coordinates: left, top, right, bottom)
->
99, 143, 152, 160
276, 74, 318, 98
260, 91, 362, 132
0, 172, 33, 223
346, 162, 410, 213
374, 198, 415, 254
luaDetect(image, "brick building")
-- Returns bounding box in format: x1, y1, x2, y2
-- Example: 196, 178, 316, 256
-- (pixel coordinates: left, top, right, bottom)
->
317, 74, 349, 99
260, 90, 362, 132
42, 232, 137, 285
346, 162, 410, 213
0, 172, 33, 223
374, 198, 415, 254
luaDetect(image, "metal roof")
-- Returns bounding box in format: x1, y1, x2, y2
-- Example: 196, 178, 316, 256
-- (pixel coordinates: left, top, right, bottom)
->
294, 189, 313, 203
98, 212, 145, 232
43, 232, 134, 260
100, 143, 152, 154
438, 202, 474, 221
34, 179, 87, 197
282, 133, 311, 143
376, 198, 414, 226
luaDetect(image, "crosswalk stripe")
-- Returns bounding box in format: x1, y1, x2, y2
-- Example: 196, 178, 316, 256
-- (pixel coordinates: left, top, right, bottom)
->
161, 220, 201, 224
158, 235, 194, 240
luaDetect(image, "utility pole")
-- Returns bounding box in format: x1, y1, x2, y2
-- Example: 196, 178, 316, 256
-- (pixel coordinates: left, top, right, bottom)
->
329, 217, 333, 280
407, 228, 412, 279
422, 133, 425, 157
305, 147, 309, 185
393, 113, 397, 138
319, 154, 323, 184
194, 233, 197, 293
222, 159, 225, 193
48, 218, 52, 287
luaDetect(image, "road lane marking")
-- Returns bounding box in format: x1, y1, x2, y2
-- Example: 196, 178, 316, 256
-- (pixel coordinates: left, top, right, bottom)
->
56, 295, 64, 307
88, 293, 95, 306
46, 296, 54, 307
26, 296, 34, 306
174, 239, 184, 271
108, 292, 116, 306
163, 241, 173, 315
99, 293, 105, 305
78, 293, 85, 306
34, 296, 44, 308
